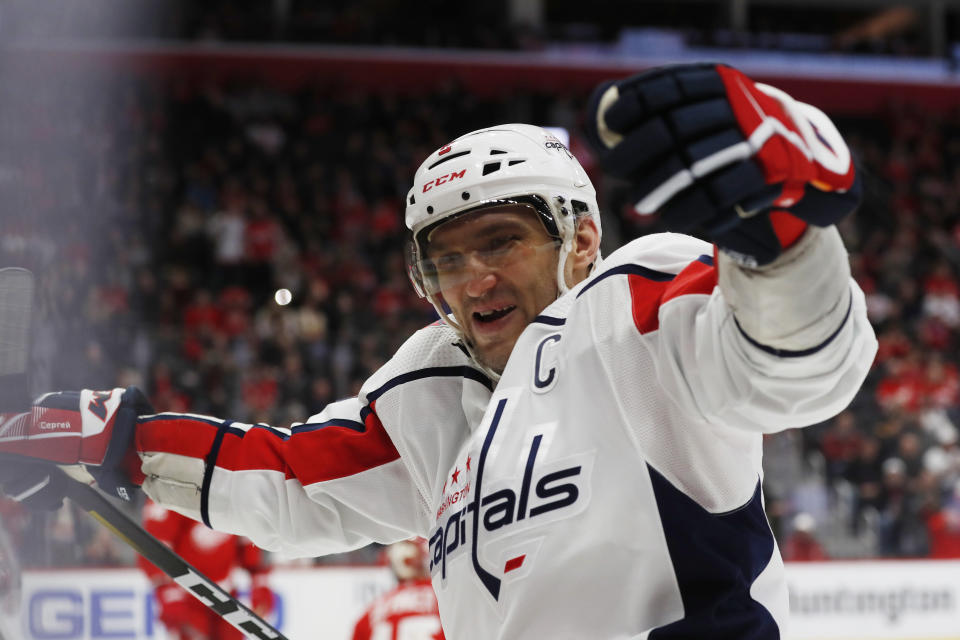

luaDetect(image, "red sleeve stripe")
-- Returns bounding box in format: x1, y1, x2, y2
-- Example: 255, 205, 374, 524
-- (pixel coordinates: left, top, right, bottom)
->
576, 256, 717, 335
212, 401, 400, 485
137, 414, 224, 460
629, 255, 718, 334
137, 408, 401, 487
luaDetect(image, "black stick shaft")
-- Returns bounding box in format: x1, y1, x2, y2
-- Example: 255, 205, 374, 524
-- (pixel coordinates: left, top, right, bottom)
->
63, 475, 289, 640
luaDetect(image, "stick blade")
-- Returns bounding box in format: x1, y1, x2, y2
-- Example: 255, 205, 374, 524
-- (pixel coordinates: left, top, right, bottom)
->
0, 267, 34, 411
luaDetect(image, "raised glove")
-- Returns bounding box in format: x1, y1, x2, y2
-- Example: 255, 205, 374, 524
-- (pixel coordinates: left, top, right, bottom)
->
585, 62, 861, 266
0, 387, 153, 502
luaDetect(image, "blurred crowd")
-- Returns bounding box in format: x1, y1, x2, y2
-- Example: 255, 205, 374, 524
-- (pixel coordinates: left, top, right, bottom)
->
1, 63, 960, 569
0, 0, 944, 58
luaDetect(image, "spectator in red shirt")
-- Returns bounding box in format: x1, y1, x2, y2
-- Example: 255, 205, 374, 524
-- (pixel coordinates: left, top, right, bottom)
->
873, 323, 913, 367
922, 353, 960, 408
922, 259, 960, 328
244, 200, 284, 296
182, 289, 224, 335
876, 352, 925, 413
244, 200, 283, 265
926, 481, 960, 559
781, 513, 829, 562
820, 410, 864, 485
241, 364, 280, 420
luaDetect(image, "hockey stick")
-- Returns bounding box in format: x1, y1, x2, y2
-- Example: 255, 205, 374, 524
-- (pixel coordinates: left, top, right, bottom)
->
62, 474, 287, 640
0, 268, 288, 640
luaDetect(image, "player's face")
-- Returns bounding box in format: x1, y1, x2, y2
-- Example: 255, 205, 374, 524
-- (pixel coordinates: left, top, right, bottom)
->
425, 206, 560, 374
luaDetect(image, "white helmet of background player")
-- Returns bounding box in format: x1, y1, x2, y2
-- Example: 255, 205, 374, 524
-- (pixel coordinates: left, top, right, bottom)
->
405, 124, 602, 368
384, 538, 430, 582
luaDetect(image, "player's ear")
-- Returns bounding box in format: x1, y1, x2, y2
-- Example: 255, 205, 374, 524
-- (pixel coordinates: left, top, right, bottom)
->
567, 217, 600, 285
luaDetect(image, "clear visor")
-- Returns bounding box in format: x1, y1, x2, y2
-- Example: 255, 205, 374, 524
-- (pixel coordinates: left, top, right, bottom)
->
406, 202, 561, 299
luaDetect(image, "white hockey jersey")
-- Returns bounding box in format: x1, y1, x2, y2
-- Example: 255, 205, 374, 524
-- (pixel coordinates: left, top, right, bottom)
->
137, 230, 877, 639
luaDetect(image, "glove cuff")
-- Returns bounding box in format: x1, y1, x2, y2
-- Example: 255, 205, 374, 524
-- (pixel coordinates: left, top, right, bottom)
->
87, 386, 153, 501
718, 225, 851, 352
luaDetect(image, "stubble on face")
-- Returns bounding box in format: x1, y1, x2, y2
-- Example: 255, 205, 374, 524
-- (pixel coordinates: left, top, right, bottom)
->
461, 263, 559, 374
427, 208, 561, 375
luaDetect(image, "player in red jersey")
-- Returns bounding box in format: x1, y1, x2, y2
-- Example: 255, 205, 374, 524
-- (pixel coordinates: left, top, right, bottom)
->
352, 539, 444, 640
139, 499, 274, 640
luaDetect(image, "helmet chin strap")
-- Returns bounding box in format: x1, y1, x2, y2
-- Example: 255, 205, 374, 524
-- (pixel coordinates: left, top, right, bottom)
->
426, 294, 503, 383
463, 339, 502, 384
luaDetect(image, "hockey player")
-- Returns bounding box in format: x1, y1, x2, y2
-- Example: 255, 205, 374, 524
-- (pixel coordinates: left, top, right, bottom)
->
0, 64, 877, 639
139, 498, 274, 640
351, 539, 444, 640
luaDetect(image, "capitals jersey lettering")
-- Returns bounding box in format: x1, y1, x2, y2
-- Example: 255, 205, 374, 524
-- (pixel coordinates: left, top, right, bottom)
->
137, 232, 876, 639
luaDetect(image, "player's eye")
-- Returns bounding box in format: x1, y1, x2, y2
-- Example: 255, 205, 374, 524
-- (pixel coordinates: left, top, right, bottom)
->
432, 254, 466, 274
483, 235, 521, 256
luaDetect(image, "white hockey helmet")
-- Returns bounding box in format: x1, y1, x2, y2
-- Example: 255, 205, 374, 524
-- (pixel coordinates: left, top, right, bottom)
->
405, 124, 601, 337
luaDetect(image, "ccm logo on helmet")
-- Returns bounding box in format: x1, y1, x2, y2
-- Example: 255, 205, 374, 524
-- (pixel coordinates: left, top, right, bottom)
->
422, 169, 466, 193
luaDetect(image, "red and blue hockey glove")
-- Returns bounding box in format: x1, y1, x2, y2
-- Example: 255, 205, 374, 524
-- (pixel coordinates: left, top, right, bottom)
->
584, 62, 861, 266
0, 387, 152, 506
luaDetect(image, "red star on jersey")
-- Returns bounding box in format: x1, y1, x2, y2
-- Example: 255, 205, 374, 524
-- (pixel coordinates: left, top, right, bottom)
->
451, 467, 460, 484
466, 455, 471, 471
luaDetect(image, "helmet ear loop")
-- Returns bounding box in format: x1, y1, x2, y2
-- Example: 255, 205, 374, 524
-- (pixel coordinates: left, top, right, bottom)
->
587, 251, 604, 277
554, 210, 580, 296
558, 215, 604, 293
556, 239, 574, 296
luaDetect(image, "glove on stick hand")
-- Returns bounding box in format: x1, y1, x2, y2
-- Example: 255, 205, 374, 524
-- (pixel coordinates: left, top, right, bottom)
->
0, 386, 153, 505
585, 62, 861, 266
0, 458, 67, 511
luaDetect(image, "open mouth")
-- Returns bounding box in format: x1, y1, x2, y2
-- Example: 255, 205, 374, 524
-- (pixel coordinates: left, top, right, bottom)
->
473, 305, 516, 324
